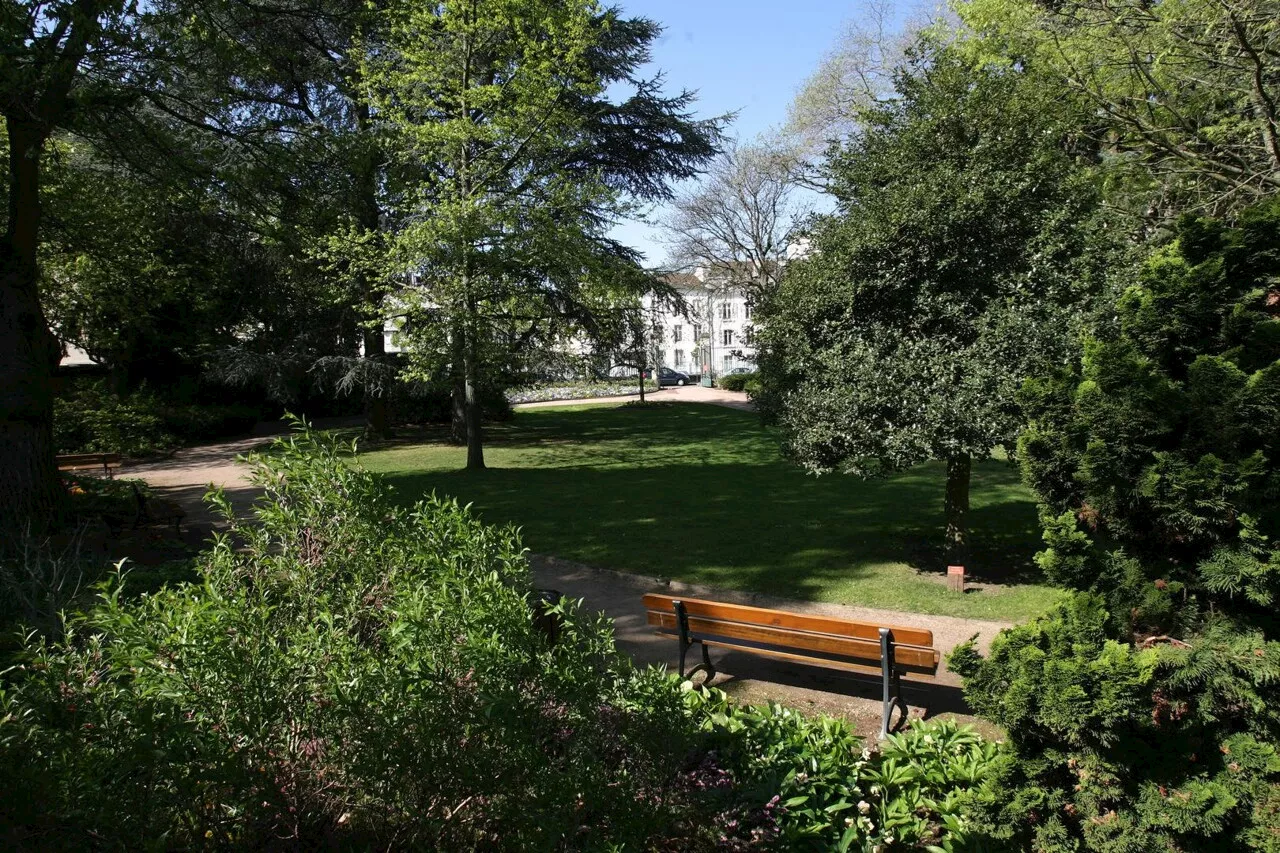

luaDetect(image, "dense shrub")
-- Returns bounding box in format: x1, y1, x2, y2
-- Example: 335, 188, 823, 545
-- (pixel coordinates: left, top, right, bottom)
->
716, 372, 757, 392
1, 425, 694, 849
53, 379, 262, 456
952, 203, 1280, 850
952, 594, 1280, 851
53, 381, 175, 456
686, 686, 1005, 850
388, 379, 513, 425
159, 401, 261, 443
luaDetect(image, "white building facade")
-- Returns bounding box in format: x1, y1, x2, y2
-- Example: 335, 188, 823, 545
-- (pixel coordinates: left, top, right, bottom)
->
649, 268, 758, 377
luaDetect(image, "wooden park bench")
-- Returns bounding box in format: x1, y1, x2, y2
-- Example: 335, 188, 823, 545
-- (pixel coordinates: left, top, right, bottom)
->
56, 452, 122, 479
643, 593, 940, 737
129, 482, 185, 534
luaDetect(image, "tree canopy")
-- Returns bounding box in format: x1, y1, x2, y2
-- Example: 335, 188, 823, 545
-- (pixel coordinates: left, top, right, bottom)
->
756, 46, 1116, 559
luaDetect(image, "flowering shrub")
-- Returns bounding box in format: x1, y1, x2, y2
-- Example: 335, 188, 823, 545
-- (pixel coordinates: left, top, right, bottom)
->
684, 685, 1005, 851
506, 378, 657, 404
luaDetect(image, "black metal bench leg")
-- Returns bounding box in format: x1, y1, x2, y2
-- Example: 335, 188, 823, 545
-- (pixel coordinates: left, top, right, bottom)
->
673, 599, 716, 683
879, 627, 896, 739
698, 641, 717, 681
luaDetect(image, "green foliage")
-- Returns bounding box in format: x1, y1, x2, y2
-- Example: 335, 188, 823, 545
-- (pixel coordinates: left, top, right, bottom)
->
956, 202, 1280, 852
952, 594, 1280, 851
1017, 202, 1280, 626
685, 686, 1006, 851
52, 379, 261, 456
354, 0, 720, 463
755, 42, 1122, 558
52, 381, 175, 457
0, 424, 695, 848
957, 0, 1280, 217
716, 372, 757, 392
387, 377, 513, 426
756, 46, 1110, 480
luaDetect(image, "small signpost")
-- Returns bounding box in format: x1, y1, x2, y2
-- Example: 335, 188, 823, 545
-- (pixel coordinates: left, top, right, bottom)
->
947, 565, 966, 593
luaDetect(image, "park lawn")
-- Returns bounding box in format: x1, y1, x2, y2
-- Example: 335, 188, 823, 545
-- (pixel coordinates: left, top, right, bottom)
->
360, 402, 1064, 622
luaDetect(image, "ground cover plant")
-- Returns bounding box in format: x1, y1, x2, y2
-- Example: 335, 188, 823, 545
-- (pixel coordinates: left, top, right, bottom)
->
361, 403, 1061, 622
687, 686, 1006, 851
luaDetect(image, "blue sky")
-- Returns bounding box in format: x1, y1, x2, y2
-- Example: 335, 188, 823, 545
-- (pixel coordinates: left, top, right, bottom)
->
609, 1, 858, 266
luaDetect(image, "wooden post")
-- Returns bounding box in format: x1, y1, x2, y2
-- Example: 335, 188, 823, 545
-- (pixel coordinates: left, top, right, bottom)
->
947, 565, 966, 593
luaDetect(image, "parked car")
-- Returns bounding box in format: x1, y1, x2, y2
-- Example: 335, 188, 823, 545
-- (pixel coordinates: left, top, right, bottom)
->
725, 366, 754, 375
655, 367, 691, 387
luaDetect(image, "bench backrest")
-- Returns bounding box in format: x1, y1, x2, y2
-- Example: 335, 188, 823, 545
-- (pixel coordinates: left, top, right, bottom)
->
56, 453, 122, 467
643, 593, 939, 674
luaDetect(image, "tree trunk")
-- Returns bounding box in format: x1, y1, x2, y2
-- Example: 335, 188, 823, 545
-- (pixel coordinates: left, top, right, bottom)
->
944, 452, 971, 565
450, 321, 467, 445
1, 117, 64, 539
362, 324, 391, 438
354, 100, 392, 438
638, 347, 646, 402
462, 334, 484, 470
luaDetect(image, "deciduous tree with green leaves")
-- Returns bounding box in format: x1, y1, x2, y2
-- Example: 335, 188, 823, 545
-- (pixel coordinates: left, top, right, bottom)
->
755, 45, 1113, 563
1, 0, 139, 535
958, 0, 1280, 220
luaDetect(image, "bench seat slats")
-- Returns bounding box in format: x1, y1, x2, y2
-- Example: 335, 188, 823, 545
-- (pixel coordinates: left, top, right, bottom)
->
680, 638, 918, 679
642, 593, 933, 648
648, 612, 939, 671
652, 626, 939, 675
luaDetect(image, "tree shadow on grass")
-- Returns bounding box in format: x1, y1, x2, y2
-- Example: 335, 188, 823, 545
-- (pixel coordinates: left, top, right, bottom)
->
366, 403, 1054, 617
380, 459, 1048, 613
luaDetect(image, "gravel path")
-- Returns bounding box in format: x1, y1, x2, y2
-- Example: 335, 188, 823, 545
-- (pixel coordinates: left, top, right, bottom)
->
530, 555, 1006, 736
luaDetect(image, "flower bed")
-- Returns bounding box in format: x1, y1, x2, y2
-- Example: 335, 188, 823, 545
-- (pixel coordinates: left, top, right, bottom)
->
506, 379, 659, 405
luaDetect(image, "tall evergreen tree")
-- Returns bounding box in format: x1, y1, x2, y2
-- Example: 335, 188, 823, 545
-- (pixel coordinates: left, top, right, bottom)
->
364, 0, 720, 468
953, 199, 1280, 853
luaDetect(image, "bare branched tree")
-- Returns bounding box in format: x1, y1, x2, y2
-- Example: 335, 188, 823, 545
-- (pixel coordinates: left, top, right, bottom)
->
785, 0, 957, 187
662, 141, 805, 304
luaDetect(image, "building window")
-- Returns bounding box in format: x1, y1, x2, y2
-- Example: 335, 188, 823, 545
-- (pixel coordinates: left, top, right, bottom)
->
720, 302, 733, 320
722, 329, 734, 346
744, 302, 753, 319
693, 323, 702, 340
723, 354, 733, 370
674, 349, 684, 366
672, 324, 682, 342
742, 326, 754, 346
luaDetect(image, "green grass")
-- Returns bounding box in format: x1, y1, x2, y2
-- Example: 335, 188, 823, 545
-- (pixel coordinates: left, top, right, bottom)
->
361, 403, 1064, 622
